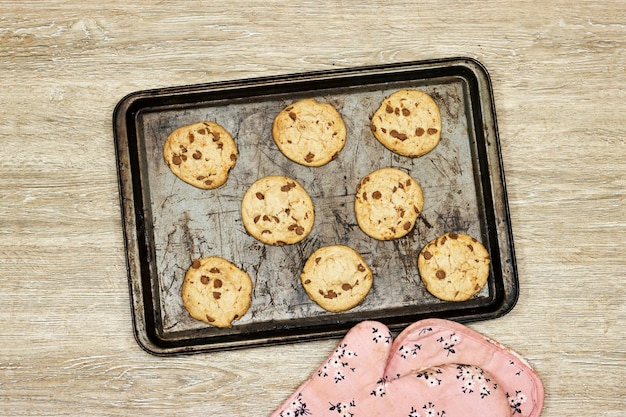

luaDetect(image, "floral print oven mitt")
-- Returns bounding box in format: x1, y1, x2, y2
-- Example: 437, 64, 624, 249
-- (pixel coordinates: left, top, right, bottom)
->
271, 319, 544, 417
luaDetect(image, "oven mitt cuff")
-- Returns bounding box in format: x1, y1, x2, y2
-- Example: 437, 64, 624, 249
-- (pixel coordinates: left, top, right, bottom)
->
271, 319, 544, 417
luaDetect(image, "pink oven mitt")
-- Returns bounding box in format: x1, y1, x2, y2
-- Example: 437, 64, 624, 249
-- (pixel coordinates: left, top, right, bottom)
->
271, 319, 544, 417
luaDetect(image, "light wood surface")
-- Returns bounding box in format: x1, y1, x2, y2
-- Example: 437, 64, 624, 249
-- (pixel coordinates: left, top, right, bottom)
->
1, 1, 624, 415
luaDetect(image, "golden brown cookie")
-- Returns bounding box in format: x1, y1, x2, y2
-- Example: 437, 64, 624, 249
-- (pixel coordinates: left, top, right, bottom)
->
371, 89, 442, 158
272, 98, 347, 167
418, 233, 491, 302
181, 256, 253, 327
354, 167, 424, 240
241, 175, 315, 246
163, 121, 238, 189
300, 245, 373, 312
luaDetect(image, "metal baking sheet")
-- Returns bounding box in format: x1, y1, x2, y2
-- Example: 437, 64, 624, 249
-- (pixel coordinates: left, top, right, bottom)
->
113, 57, 518, 355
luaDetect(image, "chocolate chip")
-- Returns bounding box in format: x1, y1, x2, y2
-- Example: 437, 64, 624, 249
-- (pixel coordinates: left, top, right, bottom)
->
230, 154, 237, 161
193, 150, 202, 160
423, 251, 433, 260
402, 108, 410, 116
201, 275, 210, 285
385, 104, 394, 113
323, 290, 338, 299
390, 130, 408, 141
403, 221, 411, 230
213, 291, 221, 299
304, 152, 315, 163
209, 267, 220, 274
449, 233, 459, 239
214, 279, 222, 288
289, 111, 297, 121
427, 128, 438, 135
172, 155, 182, 165
436, 270, 446, 279
357, 264, 365, 272
372, 191, 382, 199
415, 127, 425, 136
280, 182, 296, 192
253, 215, 260, 223
191, 259, 201, 269
342, 283, 352, 291
315, 257, 321, 264
256, 192, 265, 200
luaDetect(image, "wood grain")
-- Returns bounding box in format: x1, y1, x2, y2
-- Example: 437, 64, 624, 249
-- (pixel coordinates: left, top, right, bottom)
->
1, 1, 624, 415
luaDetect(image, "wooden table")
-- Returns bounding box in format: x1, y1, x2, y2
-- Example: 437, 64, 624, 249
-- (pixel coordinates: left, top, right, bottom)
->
1, 1, 624, 415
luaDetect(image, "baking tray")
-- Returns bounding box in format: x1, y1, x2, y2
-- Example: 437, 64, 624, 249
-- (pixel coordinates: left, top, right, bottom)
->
114, 57, 518, 355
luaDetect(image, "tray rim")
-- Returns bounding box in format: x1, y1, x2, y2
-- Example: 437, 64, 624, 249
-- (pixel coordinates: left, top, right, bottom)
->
113, 56, 518, 356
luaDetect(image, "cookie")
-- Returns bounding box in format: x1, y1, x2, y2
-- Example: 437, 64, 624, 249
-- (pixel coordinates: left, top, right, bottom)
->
181, 256, 253, 328
371, 89, 442, 158
163, 121, 238, 189
272, 98, 347, 167
418, 233, 491, 302
354, 167, 424, 240
241, 175, 315, 246
300, 245, 373, 312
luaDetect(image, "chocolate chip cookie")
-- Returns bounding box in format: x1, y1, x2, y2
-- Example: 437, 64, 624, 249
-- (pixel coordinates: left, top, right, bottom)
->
241, 175, 315, 246
300, 245, 373, 312
181, 256, 253, 327
354, 167, 424, 240
371, 89, 442, 158
418, 232, 491, 302
272, 98, 347, 167
163, 121, 238, 189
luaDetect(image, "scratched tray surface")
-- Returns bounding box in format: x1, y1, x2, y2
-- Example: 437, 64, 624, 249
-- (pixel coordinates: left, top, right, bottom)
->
114, 58, 518, 355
